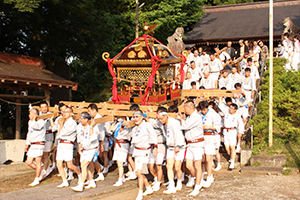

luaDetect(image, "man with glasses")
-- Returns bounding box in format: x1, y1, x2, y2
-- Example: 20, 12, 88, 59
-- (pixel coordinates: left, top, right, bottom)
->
56, 107, 81, 188
177, 100, 204, 197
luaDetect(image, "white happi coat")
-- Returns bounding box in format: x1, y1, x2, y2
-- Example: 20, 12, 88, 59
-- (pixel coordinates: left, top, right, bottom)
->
181, 110, 204, 147
199, 75, 215, 89
131, 120, 157, 157
26, 119, 46, 145
77, 124, 99, 150
223, 112, 244, 135
164, 117, 185, 148
56, 117, 77, 142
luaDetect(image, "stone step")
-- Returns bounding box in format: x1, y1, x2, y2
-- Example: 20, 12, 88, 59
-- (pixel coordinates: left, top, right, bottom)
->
241, 166, 283, 175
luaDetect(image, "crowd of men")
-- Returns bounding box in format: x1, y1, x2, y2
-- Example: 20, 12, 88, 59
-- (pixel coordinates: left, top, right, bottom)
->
181, 33, 300, 93
25, 98, 244, 200
181, 38, 265, 109
23, 35, 300, 200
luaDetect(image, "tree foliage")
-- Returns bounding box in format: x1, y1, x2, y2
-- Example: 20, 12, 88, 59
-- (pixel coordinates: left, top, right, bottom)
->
3, 0, 46, 13
249, 58, 300, 154
139, 0, 204, 43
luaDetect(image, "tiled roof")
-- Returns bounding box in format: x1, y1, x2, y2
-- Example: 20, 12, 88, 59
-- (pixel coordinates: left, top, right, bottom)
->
0, 52, 77, 90
184, 0, 300, 45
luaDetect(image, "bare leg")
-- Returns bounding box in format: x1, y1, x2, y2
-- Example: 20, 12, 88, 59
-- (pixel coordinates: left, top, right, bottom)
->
136, 170, 144, 190
174, 160, 183, 180
26, 156, 37, 170
89, 162, 95, 178
215, 149, 221, 164
66, 161, 80, 176
117, 161, 124, 178
194, 160, 203, 185
57, 160, 66, 180
94, 161, 101, 173
42, 152, 50, 170
143, 174, 150, 187
166, 158, 175, 182
230, 146, 236, 162
52, 147, 57, 166
156, 165, 163, 182
225, 145, 231, 158
148, 163, 157, 180
80, 160, 90, 183
237, 133, 243, 148
186, 159, 195, 177
205, 155, 213, 178
127, 154, 135, 171
103, 151, 108, 168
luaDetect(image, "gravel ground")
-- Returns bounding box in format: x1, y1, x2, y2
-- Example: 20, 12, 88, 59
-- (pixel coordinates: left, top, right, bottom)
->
1, 164, 299, 200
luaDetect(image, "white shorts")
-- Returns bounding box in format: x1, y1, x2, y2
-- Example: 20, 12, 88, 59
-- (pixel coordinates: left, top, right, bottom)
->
43, 141, 52, 152
204, 143, 216, 155
56, 143, 74, 162
185, 146, 204, 161
27, 144, 45, 158
239, 107, 249, 118
148, 152, 165, 165
128, 146, 134, 155
215, 134, 221, 149
203, 134, 216, 155
166, 147, 185, 162
135, 155, 150, 171
224, 132, 237, 146
244, 90, 253, 102
103, 141, 112, 152
113, 150, 128, 163
80, 149, 96, 163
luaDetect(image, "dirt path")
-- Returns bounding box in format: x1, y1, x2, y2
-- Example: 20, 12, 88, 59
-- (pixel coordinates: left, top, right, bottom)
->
1, 165, 299, 200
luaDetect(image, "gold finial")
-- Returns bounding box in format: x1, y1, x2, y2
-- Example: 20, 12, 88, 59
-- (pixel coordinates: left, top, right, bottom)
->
139, 21, 158, 35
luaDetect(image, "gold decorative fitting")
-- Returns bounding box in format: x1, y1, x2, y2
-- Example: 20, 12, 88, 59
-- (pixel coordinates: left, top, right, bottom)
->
182, 50, 188, 57
162, 50, 170, 58
138, 50, 147, 58
102, 52, 110, 61
128, 51, 136, 59
134, 45, 143, 52
157, 50, 162, 58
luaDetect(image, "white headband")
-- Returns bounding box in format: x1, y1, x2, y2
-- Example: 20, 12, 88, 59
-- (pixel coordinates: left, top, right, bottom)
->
157, 112, 168, 116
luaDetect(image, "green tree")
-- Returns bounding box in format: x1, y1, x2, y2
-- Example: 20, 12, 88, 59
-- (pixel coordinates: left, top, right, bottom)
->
137, 0, 204, 43
3, 0, 46, 12
249, 58, 300, 154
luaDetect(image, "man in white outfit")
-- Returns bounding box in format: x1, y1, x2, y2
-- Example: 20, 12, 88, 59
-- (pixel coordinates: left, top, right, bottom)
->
223, 103, 244, 169
283, 32, 294, 70
39, 101, 53, 180
56, 107, 81, 188
198, 101, 221, 188
25, 108, 46, 187
156, 107, 186, 194
131, 110, 158, 200
178, 100, 204, 197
